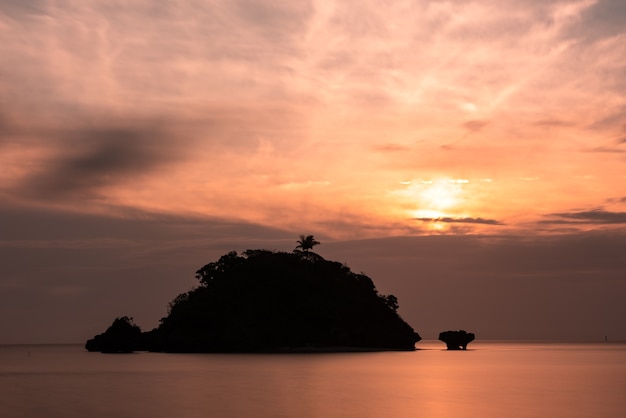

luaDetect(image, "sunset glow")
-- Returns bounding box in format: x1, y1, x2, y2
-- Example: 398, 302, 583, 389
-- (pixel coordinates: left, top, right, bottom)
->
1, 0, 625, 239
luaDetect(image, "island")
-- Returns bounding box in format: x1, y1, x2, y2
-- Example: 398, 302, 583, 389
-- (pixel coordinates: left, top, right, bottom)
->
86, 246, 421, 353
438, 330, 475, 350
85, 316, 144, 353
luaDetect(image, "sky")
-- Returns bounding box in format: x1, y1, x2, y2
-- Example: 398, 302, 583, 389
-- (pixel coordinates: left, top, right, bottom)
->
1, 0, 625, 344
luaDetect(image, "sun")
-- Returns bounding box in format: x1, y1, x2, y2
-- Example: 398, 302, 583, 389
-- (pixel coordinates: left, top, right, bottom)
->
419, 181, 461, 212
412, 179, 466, 217
391, 178, 470, 223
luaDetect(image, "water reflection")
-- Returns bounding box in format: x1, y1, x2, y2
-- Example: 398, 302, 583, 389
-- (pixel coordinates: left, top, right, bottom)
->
1, 342, 624, 418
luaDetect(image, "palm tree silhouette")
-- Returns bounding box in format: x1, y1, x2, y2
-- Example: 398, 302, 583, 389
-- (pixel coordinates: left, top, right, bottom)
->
294, 235, 320, 252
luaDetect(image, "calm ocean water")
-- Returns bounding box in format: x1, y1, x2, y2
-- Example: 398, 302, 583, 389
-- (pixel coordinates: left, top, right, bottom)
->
0, 341, 624, 418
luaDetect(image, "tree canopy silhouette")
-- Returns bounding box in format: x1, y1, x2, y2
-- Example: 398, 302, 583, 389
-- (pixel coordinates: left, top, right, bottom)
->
86, 248, 420, 353
294, 235, 320, 252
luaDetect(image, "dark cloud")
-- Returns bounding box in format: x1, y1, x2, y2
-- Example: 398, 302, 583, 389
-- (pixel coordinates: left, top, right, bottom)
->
415, 217, 503, 225
0, 0, 48, 18
568, 0, 626, 43
232, 0, 313, 39
605, 196, 626, 204
544, 209, 626, 224
14, 124, 180, 200
3, 98, 309, 202
0, 202, 291, 245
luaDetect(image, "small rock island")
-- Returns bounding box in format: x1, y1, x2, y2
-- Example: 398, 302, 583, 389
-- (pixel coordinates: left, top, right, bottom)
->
439, 330, 475, 350
86, 246, 421, 353
85, 316, 143, 353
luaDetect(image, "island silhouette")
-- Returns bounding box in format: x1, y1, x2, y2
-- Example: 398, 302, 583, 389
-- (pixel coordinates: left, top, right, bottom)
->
439, 330, 475, 350
86, 241, 421, 353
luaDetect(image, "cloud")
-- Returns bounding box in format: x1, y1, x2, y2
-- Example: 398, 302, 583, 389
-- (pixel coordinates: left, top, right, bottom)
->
582, 129, 626, 153
1, 97, 310, 211
605, 196, 626, 204
545, 209, 626, 224
0, 0, 48, 18
462, 120, 489, 132
0, 202, 290, 243
0, 112, 9, 144
12, 122, 182, 200
374, 143, 410, 152
230, 0, 313, 41
567, 0, 626, 43
533, 118, 575, 128
415, 216, 503, 225
588, 106, 626, 132
589, 145, 626, 153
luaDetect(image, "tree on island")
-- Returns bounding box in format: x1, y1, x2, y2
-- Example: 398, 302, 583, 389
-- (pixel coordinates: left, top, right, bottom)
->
86, 242, 421, 353
294, 235, 320, 252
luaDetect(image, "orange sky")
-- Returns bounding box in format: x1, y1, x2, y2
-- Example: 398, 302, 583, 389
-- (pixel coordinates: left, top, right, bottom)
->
2, 0, 625, 238
1, 1, 626, 343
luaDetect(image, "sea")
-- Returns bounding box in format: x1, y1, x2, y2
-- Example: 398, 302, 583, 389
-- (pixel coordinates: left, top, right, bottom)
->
1, 341, 624, 418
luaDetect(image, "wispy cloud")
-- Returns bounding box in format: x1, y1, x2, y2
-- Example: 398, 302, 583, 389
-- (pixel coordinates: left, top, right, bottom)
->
589, 146, 626, 153
374, 143, 411, 152
544, 209, 626, 224
533, 118, 575, 128
462, 120, 489, 132
415, 217, 503, 225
